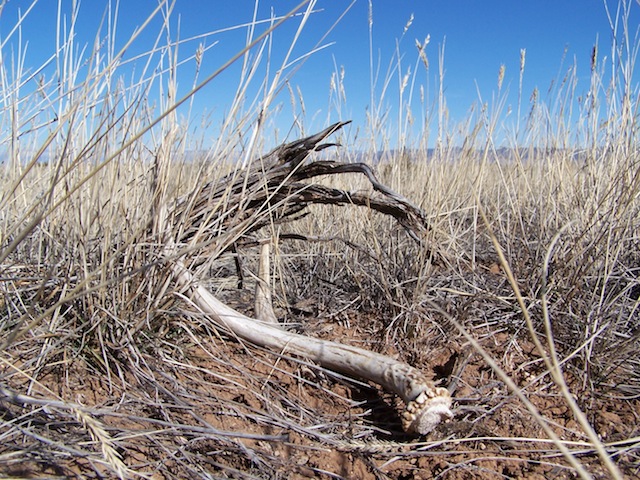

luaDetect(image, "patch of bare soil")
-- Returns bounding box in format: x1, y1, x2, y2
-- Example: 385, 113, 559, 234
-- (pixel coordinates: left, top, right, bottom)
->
2, 302, 638, 480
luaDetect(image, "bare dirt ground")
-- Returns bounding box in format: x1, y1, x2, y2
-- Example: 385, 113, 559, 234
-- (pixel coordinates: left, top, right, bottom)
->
2, 268, 638, 480
1, 235, 639, 479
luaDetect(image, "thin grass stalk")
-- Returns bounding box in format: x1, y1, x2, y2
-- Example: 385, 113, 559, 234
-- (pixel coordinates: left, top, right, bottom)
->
480, 205, 623, 479
425, 300, 595, 480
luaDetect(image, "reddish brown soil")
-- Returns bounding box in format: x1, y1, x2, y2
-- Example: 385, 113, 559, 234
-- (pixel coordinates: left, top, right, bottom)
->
2, 307, 638, 480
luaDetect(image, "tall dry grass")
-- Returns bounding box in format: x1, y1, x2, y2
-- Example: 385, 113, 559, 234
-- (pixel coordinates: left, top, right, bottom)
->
1, 0, 639, 478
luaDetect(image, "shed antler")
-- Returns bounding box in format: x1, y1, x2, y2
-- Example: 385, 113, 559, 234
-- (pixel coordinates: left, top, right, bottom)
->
164, 121, 452, 434
172, 260, 452, 434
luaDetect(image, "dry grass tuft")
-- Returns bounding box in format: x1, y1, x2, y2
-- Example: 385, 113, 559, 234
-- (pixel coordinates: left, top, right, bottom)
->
1, 0, 640, 478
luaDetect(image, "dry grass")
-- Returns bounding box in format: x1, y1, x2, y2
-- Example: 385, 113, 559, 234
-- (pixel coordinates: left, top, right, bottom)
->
1, 0, 640, 479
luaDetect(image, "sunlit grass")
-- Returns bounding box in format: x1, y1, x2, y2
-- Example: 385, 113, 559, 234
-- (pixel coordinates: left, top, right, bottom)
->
1, 0, 639, 478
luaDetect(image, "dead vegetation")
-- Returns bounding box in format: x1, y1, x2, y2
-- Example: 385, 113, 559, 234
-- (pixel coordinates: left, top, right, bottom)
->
1, 1, 640, 479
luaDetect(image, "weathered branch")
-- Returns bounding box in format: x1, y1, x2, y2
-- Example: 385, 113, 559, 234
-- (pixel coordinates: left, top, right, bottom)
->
169, 121, 433, 253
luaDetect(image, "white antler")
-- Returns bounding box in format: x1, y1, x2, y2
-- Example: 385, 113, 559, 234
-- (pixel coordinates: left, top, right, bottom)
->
171, 258, 452, 434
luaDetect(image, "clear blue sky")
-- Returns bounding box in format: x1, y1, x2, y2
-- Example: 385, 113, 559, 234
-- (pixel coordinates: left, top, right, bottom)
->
1, 1, 637, 148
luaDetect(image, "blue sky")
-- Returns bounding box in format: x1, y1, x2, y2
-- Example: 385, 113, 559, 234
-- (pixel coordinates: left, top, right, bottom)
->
0, 1, 637, 148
